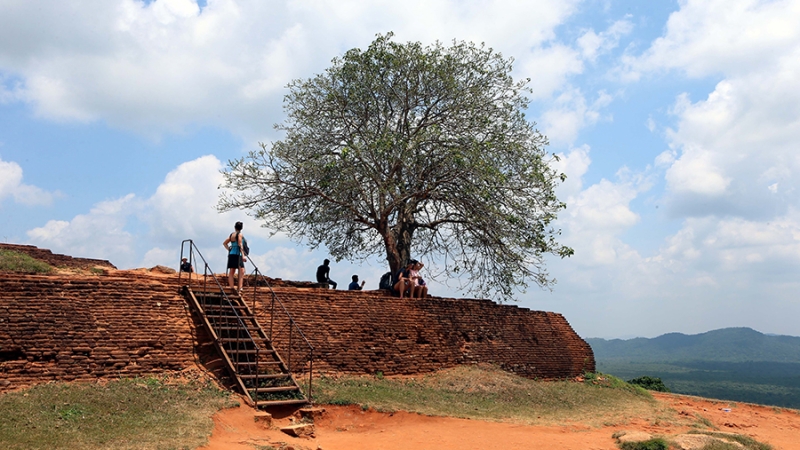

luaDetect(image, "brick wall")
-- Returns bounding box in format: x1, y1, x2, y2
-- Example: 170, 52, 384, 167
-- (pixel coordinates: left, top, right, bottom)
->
1, 270, 594, 391
257, 287, 594, 380
0, 244, 116, 270
0, 273, 199, 391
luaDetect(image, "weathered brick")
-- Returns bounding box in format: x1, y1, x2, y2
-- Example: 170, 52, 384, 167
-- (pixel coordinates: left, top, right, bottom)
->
0, 253, 594, 393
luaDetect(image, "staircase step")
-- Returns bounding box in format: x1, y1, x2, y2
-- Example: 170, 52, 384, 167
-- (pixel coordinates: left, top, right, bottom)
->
204, 314, 254, 320
239, 373, 292, 380
219, 338, 272, 345
216, 326, 262, 332
227, 349, 272, 355
257, 398, 309, 407
233, 361, 283, 367
249, 385, 299, 393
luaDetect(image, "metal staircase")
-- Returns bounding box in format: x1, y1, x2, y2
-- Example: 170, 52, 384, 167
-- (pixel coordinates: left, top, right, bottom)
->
178, 240, 312, 408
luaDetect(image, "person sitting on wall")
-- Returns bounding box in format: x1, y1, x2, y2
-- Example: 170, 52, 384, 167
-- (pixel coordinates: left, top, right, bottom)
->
179, 257, 193, 273
393, 260, 416, 299
348, 274, 366, 290
316, 258, 337, 289
409, 260, 428, 298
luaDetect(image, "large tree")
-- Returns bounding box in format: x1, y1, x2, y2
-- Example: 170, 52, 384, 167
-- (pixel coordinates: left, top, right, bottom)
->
219, 33, 572, 301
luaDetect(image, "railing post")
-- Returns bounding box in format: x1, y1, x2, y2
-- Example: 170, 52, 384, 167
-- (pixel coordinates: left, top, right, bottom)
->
308, 348, 314, 404
288, 320, 294, 373
269, 293, 275, 341
254, 347, 259, 410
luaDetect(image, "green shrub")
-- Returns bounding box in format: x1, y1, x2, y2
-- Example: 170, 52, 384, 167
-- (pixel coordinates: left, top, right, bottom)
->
0, 250, 53, 274
620, 438, 668, 450
628, 376, 670, 392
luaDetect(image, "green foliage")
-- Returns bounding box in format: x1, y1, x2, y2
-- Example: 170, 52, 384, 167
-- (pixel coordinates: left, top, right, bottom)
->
628, 376, 670, 392
219, 32, 572, 301
0, 249, 53, 274
619, 438, 668, 450
582, 372, 651, 396
0, 377, 236, 450
689, 431, 773, 450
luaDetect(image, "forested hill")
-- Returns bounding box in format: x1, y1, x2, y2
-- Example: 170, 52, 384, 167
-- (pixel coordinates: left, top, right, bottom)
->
588, 328, 800, 408
588, 327, 800, 363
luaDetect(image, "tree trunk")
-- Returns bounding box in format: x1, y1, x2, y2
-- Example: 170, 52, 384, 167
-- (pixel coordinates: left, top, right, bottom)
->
384, 222, 414, 274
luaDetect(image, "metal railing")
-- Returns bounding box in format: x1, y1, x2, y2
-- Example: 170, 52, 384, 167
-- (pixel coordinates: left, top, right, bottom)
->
178, 239, 314, 404
242, 260, 315, 404
178, 240, 264, 407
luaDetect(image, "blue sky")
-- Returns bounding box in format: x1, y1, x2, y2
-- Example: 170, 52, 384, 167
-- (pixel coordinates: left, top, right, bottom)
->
2, 0, 800, 339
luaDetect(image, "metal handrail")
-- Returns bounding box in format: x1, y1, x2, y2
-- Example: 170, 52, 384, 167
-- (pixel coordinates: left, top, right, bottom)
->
242, 258, 315, 404
178, 239, 263, 407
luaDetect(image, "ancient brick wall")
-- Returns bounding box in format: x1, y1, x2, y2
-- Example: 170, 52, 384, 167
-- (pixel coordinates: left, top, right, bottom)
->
258, 288, 594, 380
0, 273, 199, 391
1, 270, 594, 391
0, 244, 116, 270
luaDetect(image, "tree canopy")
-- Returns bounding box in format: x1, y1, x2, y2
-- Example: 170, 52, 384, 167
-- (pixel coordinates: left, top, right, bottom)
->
218, 33, 572, 301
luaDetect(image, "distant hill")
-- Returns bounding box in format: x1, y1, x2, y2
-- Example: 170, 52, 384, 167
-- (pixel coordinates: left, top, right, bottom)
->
588, 327, 800, 363
587, 328, 800, 409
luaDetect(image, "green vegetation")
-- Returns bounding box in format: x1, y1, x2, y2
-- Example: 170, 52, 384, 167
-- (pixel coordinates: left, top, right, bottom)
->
589, 328, 800, 408
315, 365, 675, 426
628, 376, 670, 392
219, 33, 572, 301
687, 431, 772, 450
0, 249, 53, 274
0, 376, 238, 450
620, 438, 668, 450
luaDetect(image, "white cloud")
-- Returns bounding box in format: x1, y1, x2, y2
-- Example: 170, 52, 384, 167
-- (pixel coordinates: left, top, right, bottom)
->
27, 194, 139, 264
617, 0, 800, 220
577, 17, 633, 62
540, 88, 612, 145
0, 0, 583, 140
625, 0, 800, 80
552, 145, 591, 198
0, 156, 56, 206
23, 154, 290, 270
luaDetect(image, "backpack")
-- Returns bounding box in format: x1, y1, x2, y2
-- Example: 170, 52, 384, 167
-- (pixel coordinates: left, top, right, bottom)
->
234, 232, 250, 256
378, 271, 393, 290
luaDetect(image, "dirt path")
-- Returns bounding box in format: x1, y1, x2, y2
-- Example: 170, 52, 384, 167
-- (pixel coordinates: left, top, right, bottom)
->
198, 393, 800, 450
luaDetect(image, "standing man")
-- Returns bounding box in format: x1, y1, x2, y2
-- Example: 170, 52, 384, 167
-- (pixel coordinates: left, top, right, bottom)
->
348, 275, 366, 290
316, 259, 337, 289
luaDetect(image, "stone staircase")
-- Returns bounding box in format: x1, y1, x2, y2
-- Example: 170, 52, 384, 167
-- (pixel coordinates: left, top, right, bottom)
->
182, 286, 308, 408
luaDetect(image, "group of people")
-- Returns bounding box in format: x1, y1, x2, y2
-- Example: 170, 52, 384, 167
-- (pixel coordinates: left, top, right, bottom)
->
317, 257, 427, 298
315, 259, 367, 291
189, 221, 428, 297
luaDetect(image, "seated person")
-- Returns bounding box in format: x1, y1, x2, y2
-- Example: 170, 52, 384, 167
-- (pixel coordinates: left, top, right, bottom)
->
316, 258, 337, 289
348, 275, 366, 290
393, 260, 417, 299
179, 257, 193, 273
408, 260, 428, 298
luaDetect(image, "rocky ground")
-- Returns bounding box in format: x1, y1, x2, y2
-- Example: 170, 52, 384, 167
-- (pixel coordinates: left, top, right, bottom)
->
198, 392, 800, 450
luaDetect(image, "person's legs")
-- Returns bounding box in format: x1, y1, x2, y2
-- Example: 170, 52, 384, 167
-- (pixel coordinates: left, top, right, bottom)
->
329, 279, 337, 289
237, 267, 245, 290
419, 285, 428, 298
393, 279, 407, 298
228, 268, 235, 288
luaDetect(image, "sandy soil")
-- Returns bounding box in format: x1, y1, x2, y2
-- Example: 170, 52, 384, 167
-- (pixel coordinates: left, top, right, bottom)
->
198, 393, 800, 450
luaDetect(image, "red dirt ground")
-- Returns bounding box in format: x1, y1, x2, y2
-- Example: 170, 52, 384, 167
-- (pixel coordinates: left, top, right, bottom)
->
198, 392, 800, 450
